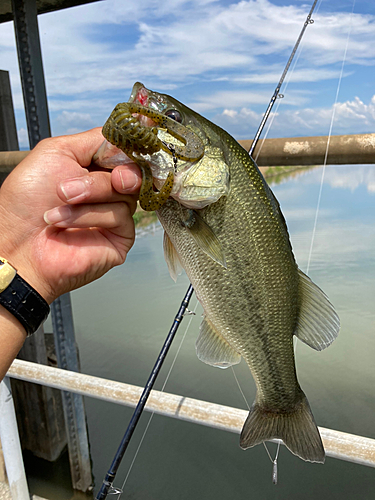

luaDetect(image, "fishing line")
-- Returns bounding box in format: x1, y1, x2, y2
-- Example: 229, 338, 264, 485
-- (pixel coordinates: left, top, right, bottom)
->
249, 0, 318, 158
231, 366, 281, 484
95, 286, 195, 500
305, 0, 356, 276
230, 0, 320, 484
254, 0, 325, 164
231, 366, 250, 410
117, 296, 200, 496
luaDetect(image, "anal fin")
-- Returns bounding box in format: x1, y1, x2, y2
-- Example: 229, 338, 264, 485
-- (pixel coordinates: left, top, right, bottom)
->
163, 232, 183, 282
196, 316, 241, 369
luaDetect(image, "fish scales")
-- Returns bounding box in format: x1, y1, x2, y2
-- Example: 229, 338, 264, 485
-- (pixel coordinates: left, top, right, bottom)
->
158, 138, 300, 410
101, 83, 340, 464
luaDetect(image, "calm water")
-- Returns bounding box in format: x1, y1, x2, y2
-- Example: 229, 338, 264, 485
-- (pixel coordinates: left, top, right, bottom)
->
27, 165, 375, 499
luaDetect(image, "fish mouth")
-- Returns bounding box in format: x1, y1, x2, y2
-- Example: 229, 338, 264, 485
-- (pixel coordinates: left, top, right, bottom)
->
93, 83, 161, 168
129, 82, 158, 128
129, 82, 149, 107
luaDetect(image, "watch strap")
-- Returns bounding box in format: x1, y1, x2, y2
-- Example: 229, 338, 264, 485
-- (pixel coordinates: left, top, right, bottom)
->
0, 270, 50, 336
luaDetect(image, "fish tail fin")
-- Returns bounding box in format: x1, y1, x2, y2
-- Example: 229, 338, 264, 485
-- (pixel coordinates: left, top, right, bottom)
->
240, 393, 325, 463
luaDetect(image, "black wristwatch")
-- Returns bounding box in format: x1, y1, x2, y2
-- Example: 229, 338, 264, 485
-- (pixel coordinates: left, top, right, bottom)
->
0, 257, 50, 336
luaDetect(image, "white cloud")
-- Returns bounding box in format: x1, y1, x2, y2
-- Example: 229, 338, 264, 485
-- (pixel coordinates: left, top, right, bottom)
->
320, 166, 375, 194
229, 68, 347, 85
1, 0, 374, 140
216, 94, 375, 138
17, 128, 29, 149
223, 109, 238, 118
32, 1, 375, 95
55, 111, 95, 128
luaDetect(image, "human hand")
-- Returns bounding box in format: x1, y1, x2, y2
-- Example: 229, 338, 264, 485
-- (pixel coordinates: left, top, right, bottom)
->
0, 128, 142, 304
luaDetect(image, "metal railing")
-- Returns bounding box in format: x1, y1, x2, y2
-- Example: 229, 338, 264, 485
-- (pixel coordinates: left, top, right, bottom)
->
6, 359, 375, 469
1, 132, 375, 176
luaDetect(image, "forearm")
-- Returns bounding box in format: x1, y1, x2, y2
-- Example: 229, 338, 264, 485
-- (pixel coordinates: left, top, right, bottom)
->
0, 306, 27, 381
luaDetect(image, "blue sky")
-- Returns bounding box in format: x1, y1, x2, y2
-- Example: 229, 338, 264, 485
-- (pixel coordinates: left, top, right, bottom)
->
1, 0, 374, 148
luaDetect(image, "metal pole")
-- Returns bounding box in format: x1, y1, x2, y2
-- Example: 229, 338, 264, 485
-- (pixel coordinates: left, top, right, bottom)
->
51, 293, 93, 493
95, 285, 194, 500
2, 132, 375, 174
0, 70, 19, 152
12, 0, 51, 148
0, 378, 30, 500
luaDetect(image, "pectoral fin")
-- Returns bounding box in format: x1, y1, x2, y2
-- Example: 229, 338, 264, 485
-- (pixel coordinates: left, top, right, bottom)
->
196, 317, 241, 369
163, 232, 183, 282
184, 211, 226, 268
295, 269, 340, 351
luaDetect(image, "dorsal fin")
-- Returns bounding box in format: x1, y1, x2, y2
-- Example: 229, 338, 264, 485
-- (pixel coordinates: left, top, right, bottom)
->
295, 269, 340, 351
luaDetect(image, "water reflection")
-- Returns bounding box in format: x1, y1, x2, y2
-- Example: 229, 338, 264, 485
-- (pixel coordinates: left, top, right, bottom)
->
299, 165, 375, 193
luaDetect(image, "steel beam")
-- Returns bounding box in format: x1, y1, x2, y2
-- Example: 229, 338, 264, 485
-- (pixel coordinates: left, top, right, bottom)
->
12, 0, 51, 148
0, 70, 19, 151
10, 1, 92, 490
51, 294, 93, 493
7, 360, 375, 469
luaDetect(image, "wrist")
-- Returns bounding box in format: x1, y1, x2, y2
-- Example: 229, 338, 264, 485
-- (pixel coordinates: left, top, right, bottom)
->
0, 243, 55, 305
0, 257, 51, 336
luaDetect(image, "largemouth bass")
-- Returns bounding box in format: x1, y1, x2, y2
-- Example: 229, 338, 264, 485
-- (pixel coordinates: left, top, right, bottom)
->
99, 83, 340, 463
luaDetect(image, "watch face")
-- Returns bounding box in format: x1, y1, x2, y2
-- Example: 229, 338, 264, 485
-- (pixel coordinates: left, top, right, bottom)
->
0, 258, 17, 293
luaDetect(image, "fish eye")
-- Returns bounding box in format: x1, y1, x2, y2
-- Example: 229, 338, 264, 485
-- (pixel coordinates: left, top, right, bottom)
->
165, 109, 182, 123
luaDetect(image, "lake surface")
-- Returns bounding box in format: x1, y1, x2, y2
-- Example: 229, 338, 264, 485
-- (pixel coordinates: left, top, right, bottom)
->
26, 165, 375, 499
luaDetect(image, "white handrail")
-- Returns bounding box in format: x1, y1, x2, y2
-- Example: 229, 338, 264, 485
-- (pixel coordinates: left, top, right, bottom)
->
0, 378, 30, 499
7, 359, 375, 468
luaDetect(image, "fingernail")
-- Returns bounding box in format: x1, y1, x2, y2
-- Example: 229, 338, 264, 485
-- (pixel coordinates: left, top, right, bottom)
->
44, 205, 71, 225
119, 170, 139, 193
60, 178, 88, 202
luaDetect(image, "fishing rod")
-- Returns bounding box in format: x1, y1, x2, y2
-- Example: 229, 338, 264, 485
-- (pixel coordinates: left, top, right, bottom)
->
249, 0, 318, 157
95, 285, 194, 500
95, 2, 318, 497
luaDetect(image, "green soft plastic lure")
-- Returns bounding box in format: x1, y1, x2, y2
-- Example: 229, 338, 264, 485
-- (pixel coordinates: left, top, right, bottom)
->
102, 102, 204, 211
